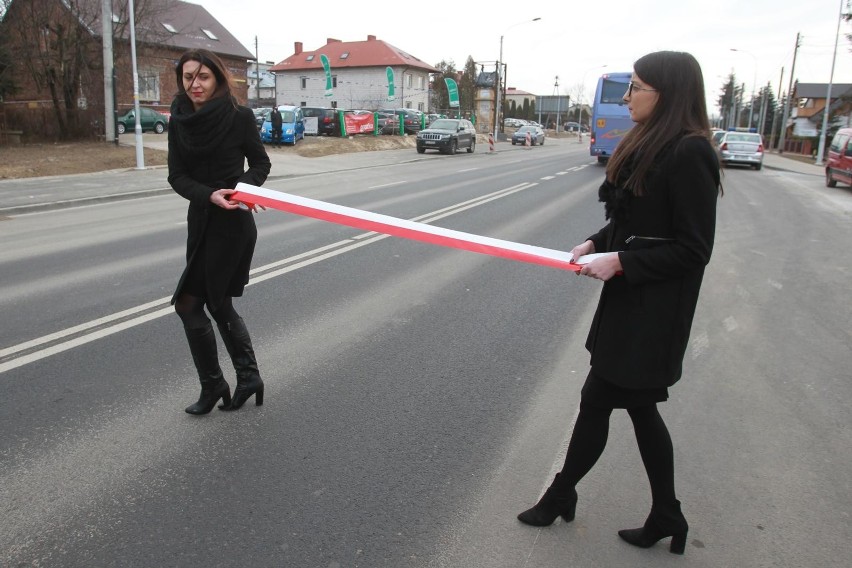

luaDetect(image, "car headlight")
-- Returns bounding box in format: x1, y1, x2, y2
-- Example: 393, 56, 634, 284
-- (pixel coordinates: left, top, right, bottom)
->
285, 128, 294, 135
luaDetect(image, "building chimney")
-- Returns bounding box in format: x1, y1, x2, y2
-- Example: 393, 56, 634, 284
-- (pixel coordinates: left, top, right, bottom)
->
367, 35, 376, 41
327, 38, 340, 44
294, 42, 303, 55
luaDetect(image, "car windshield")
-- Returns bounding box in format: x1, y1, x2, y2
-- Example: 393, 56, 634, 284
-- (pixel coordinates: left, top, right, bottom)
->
281, 111, 296, 122
517, 126, 535, 133
430, 120, 458, 130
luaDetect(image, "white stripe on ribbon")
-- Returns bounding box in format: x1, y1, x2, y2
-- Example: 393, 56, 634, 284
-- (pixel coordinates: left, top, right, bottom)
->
233, 183, 602, 272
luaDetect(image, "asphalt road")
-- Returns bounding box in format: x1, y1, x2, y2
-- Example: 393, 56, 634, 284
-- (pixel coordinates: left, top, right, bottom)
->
1, 139, 850, 567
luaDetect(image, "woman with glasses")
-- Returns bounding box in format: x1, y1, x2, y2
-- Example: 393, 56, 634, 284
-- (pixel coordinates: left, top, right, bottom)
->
517, 51, 721, 555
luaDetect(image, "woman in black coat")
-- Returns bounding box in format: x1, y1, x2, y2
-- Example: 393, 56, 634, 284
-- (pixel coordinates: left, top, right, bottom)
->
167, 49, 271, 415
517, 51, 721, 555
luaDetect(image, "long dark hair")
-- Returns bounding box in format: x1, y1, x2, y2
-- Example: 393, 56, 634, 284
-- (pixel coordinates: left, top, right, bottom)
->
174, 49, 236, 103
606, 51, 711, 195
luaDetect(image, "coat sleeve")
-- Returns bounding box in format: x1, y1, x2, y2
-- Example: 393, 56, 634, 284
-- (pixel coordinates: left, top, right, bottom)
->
236, 109, 271, 187
619, 137, 720, 284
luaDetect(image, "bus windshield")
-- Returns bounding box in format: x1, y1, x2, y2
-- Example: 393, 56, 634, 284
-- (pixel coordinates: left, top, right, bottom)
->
599, 79, 629, 105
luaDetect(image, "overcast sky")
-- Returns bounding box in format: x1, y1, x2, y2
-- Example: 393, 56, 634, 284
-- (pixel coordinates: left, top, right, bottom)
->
198, 0, 850, 114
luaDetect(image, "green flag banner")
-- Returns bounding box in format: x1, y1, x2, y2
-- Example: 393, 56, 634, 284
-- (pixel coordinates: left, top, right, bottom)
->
386, 67, 395, 101
320, 54, 333, 97
444, 78, 459, 108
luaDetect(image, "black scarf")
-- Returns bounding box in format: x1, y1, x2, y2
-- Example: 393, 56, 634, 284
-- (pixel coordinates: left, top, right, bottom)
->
168, 95, 238, 158
598, 155, 635, 225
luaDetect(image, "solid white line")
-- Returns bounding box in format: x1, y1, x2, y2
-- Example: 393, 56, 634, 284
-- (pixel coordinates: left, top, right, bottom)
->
0, 181, 543, 374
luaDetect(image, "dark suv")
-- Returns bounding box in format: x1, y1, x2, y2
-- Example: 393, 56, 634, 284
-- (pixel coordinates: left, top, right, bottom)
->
415, 118, 476, 154
301, 107, 340, 136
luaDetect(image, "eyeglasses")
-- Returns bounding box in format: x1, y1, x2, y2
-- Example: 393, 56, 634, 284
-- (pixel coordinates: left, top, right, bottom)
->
626, 81, 657, 97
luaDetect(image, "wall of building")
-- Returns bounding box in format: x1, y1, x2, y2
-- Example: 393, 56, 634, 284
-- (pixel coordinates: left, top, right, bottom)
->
275, 67, 430, 111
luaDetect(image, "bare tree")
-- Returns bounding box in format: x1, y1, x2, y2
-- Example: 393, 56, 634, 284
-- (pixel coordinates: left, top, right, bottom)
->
3, 0, 175, 139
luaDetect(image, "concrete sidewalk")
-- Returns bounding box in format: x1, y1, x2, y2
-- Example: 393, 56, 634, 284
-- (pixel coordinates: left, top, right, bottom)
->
0, 137, 824, 216
762, 151, 824, 177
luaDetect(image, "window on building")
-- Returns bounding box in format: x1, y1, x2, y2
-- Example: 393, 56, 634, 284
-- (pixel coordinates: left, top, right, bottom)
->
139, 70, 160, 102
306, 55, 314, 61
417, 102, 425, 112
332, 76, 337, 88
406, 74, 412, 88
162, 22, 177, 33
201, 28, 218, 40
301, 77, 307, 89
340, 52, 349, 60
418, 76, 424, 89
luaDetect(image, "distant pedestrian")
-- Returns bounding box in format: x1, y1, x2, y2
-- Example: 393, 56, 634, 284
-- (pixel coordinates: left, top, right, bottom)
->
167, 49, 271, 415
270, 106, 283, 147
516, 51, 722, 555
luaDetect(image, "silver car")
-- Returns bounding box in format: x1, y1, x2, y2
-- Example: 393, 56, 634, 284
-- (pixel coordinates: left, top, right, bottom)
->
718, 132, 764, 170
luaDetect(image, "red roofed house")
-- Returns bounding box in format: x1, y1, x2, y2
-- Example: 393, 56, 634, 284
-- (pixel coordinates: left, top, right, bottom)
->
270, 35, 437, 111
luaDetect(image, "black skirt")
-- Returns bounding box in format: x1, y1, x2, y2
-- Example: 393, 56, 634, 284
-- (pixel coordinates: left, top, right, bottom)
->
581, 369, 668, 409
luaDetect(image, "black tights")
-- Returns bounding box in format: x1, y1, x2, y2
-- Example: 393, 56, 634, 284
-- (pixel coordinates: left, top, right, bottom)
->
557, 402, 677, 506
174, 293, 239, 329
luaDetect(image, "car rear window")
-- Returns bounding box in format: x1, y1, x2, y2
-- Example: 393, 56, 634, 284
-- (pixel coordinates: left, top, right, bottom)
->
725, 133, 761, 143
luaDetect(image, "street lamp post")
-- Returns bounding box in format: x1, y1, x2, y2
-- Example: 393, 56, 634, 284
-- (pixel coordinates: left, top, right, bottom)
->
494, 17, 540, 143
816, 0, 845, 167
730, 48, 758, 130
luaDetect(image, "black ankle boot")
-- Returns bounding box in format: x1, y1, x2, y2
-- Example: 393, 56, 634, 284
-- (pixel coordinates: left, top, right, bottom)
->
184, 324, 231, 415
217, 317, 264, 411
517, 474, 578, 526
618, 500, 688, 554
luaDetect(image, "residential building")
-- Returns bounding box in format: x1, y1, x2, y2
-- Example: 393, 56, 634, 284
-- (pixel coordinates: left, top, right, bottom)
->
1, 0, 253, 140
504, 87, 536, 113
788, 82, 852, 137
269, 35, 436, 111
248, 61, 277, 108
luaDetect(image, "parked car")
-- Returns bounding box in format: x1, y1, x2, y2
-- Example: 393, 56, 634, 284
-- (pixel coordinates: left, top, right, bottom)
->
825, 127, 852, 187
718, 131, 764, 170
415, 118, 476, 154
375, 111, 398, 134
563, 121, 589, 133
511, 125, 546, 146
711, 128, 726, 147
116, 107, 168, 134
253, 107, 272, 129
259, 105, 305, 145
382, 108, 424, 134
301, 107, 340, 136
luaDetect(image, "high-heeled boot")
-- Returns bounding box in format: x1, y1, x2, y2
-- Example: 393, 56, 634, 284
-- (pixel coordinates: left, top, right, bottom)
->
216, 317, 264, 411
618, 500, 689, 554
184, 323, 232, 415
517, 473, 578, 526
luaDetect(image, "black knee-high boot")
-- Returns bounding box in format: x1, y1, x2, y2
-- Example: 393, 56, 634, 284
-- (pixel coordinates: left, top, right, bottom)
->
184, 323, 231, 415
216, 317, 264, 410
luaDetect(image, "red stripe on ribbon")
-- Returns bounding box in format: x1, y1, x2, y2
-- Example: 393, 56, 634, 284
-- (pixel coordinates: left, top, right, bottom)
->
231, 184, 583, 272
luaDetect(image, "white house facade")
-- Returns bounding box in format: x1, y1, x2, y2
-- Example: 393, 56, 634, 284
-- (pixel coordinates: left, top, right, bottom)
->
270, 36, 436, 111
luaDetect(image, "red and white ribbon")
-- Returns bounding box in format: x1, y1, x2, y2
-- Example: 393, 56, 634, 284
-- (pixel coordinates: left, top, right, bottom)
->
232, 183, 603, 272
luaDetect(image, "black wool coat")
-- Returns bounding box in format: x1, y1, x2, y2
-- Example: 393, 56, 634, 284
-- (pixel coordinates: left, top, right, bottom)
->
167, 98, 271, 309
585, 135, 720, 389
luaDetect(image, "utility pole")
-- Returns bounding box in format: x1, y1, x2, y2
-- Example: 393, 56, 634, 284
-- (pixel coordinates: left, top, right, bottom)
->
777, 32, 801, 154
101, 0, 115, 144
254, 36, 261, 105
816, 0, 844, 166
769, 67, 784, 150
